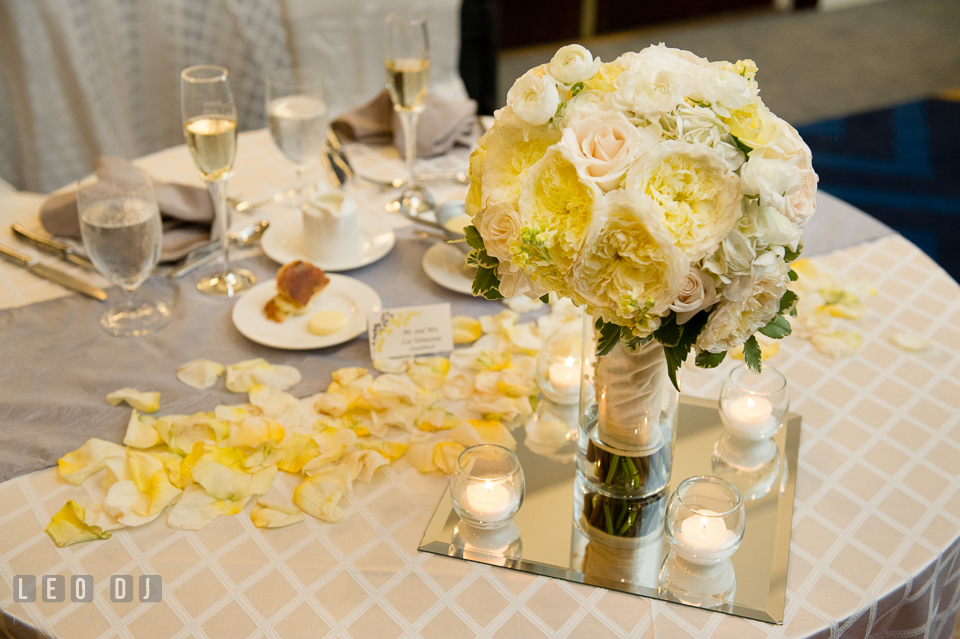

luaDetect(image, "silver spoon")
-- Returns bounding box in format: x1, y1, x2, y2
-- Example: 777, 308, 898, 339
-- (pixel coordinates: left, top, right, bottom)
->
166, 220, 270, 279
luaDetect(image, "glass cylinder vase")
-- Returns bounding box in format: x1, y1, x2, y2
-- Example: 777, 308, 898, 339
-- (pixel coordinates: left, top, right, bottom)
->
576, 317, 679, 541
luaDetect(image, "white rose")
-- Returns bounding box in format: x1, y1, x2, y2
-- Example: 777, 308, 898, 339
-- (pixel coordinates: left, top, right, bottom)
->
556, 89, 608, 128
548, 44, 601, 85
669, 267, 717, 324
674, 104, 744, 171
740, 156, 802, 213
753, 205, 802, 251
608, 69, 688, 120
697, 256, 790, 353
507, 68, 561, 125
703, 228, 756, 283
784, 165, 818, 227
692, 66, 754, 117
557, 110, 656, 192
478, 201, 521, 261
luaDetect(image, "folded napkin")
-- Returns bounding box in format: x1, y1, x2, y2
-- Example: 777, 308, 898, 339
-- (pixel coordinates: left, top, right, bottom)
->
332, 90, 478, 158
40, 157, 217, 262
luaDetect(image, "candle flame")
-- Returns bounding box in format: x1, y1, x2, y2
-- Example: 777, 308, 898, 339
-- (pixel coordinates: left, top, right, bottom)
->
746, 397, 756, 409
564, 356, 575, 367
699, 516, 709, 530
483, 480, 495, 494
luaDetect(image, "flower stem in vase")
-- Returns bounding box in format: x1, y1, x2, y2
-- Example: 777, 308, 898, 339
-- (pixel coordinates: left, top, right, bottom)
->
581, 489, 667, 539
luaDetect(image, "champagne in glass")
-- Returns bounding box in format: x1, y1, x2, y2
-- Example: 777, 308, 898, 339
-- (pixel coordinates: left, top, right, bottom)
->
385, 58, 429, 112
385, 13, 434, 216
266, 68, 328, 203
78, 168, 171, 337
181, 65, 255, 297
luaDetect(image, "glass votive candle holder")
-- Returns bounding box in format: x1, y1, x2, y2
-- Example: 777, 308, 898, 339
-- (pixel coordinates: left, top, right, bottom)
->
535, 331, 582, 405
451, 444, 524, 529
664, 476, 745, 566
719, 364, 789, 441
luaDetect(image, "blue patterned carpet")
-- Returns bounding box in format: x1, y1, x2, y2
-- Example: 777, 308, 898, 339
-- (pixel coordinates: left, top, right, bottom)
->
797, 98, 960, 282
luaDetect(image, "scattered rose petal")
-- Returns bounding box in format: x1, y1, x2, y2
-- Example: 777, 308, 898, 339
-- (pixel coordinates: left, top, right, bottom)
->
452, 316, 483, 344
342, 449, 390, 483
406, 442, 439, 473
810, 330, 862, 358
58, 438, 126, 485
432, 442, 465, 474
294, 465, 352, 523
123, 410, 162, 449
106, 388, 160, 413
167, 484, 223, 530
503, 295, 544, 314
251, 501, 304, 528
373, 358, 411, 374
890, 332, 934, 352
176, 359, 224, 390
45, 501, 111, 547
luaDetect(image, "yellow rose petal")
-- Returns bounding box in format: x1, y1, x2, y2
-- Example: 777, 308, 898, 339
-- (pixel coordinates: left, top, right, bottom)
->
176, 359, 224, 390
810, 330, 862, 358
58, 438, 126, 485
123, 410, 162, 449
293, 465, 352, 523
452, 316, 482, 344
432, 442, 465, 474
45, 501, 111, 547
406, 442, 439, 473
106, 388, 160, 413
251, 501, 304, 528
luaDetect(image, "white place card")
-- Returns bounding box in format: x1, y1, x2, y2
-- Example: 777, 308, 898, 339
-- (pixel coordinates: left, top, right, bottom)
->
368, 303, 454, 360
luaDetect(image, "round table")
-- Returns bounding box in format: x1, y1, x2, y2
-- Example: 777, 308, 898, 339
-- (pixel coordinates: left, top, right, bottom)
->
0, 132, 958, 639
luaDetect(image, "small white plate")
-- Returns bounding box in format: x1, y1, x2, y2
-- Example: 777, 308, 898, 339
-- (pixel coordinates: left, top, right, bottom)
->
232, 274, 382, 349
422, 242, 476, 295
261, 211, 395, 271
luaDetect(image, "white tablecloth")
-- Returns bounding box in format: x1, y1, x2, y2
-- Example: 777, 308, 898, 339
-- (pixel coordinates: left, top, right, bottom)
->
1, 133, 959, 639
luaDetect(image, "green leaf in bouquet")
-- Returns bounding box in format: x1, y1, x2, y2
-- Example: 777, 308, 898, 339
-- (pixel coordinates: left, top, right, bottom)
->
743, 335, 762, 374
595, 319, 621, 358
663, 344, 687, 392
539, 293, 550, 304
788, 269, 799, 282
464, 225, 485, 251
778, 290, 799, 316
758, 314, 792, 339
695, 350, 726, 368
570, 81, 585, 96
466, 247, 499, 270
472, 266, 504, 300
730, 134, 754, 156
652, 317, 681, 348
783, 242, 804, 263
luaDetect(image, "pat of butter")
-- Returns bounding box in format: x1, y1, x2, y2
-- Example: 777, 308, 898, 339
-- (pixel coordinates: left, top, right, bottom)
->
442, 214, 472, 235
308, 310, 348, 336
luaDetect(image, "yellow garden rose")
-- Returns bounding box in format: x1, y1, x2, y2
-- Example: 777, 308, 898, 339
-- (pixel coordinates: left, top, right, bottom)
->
570, 191, 688, 328
724, 102, 780, 149
584, 61, 624, 93
625, 140, 742, 261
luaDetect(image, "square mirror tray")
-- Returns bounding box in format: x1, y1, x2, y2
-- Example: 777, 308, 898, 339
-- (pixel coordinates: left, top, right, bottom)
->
419, 396, 801, 624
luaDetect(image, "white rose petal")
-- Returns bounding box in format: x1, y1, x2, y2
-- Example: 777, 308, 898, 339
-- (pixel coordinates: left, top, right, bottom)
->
890, 332, 934, 352
106, 388, 160, 413
176, 359, 224, 390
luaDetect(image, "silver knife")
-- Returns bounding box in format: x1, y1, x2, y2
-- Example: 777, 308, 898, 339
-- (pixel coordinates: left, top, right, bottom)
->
11, 224, 97, 271
0, 243, 107, 301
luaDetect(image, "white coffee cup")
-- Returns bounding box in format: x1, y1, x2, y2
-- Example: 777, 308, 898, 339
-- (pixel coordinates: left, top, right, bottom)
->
302, 191, 359, 261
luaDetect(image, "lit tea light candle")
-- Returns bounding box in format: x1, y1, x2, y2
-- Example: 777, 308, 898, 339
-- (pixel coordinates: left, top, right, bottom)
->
548, 356, 580, 397
464, 481, 518, 521
677, 510, 738, 559
723, 395, 777, 440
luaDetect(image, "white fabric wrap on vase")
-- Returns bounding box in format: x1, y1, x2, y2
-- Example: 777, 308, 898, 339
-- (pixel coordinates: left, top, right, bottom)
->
595, 340, 669, 454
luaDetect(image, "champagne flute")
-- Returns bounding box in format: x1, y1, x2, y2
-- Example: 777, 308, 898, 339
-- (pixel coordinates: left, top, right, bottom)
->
78, 167, 171, 337
180, 65, 255, 297
384, 12, 434, 215
267, 68, 328, 205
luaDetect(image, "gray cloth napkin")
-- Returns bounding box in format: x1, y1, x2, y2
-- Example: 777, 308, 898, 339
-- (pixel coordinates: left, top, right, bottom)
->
39, 157, 217, 262
332, 90, 478, 158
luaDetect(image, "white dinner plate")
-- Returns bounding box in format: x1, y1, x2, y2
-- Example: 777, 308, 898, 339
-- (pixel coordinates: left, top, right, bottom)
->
261, 211, 395, 271
422, 242, 476, 295
232, 274, 382, 349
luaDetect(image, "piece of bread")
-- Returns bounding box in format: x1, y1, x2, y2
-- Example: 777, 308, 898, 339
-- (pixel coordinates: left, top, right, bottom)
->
264, 260, 330, 323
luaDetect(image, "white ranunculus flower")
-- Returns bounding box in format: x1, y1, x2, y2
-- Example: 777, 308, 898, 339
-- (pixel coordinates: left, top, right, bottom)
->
740, 156, 803, 213
669, 267, 717, 324
703, 227, 756, 283
569, 190, 688, 322
608, 69, 689, 120
624, 44, 709, 75
625, 141, 743, 261
557, 110, 657, 192
753, 205, 802, 251
548, 44, 602, 85
556, 89, 609, 127
674, 104, 744, 171
697, 256, 790, 353
478, 201, 522, 261
693, 66, 754, 117
506, 68, 561, 125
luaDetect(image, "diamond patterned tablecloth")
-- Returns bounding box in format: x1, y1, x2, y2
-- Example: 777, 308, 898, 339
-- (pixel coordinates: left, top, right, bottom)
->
1, 134, 960, 639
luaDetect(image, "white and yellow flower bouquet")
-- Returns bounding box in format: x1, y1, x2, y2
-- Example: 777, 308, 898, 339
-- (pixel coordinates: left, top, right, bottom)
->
466, 43, 818, 386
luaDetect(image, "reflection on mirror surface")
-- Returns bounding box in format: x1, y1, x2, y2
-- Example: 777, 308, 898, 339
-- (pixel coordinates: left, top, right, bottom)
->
420, 396, 800, 624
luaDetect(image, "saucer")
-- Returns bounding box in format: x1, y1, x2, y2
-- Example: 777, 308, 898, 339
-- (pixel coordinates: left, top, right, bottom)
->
422, 242, 476, 295
232, 274, 382, 349
261, 211, 395, 271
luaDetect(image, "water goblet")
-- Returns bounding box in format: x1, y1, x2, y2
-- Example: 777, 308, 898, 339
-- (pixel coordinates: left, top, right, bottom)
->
77, 167, 171, 337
